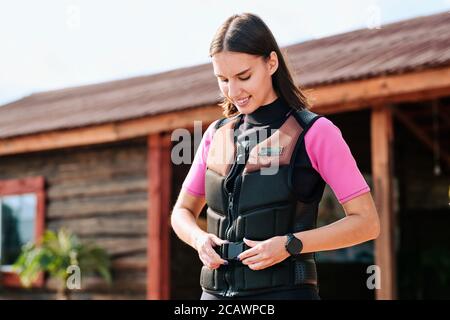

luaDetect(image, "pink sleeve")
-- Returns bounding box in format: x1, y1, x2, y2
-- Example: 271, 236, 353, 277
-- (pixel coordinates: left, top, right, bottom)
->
305, 117, 370, 204
181, 120, 219, 197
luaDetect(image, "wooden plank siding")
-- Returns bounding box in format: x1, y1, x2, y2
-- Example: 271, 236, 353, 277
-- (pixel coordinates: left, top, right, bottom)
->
0, 138, 148, 299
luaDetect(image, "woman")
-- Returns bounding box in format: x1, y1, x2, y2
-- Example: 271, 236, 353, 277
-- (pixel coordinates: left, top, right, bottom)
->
171, 13, 380, 300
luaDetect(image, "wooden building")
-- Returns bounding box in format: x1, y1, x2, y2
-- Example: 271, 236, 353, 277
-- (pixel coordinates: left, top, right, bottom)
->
0, 12, 448, 299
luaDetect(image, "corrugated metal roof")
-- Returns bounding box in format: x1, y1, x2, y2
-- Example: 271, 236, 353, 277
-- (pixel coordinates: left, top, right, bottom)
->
1, 11, 449, 139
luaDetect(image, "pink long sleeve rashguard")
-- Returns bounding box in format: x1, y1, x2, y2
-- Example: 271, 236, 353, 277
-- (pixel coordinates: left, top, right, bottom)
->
181, 117, 370, 204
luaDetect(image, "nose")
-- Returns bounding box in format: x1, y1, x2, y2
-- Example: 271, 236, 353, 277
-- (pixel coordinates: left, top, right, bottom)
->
227, 80, 241, 100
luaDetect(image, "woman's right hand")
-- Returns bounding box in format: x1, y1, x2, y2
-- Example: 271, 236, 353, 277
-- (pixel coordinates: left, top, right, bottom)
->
195, 233, 229, 270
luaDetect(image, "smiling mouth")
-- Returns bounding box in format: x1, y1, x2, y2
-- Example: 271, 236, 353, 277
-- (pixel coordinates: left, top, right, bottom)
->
235, 96, 251, 106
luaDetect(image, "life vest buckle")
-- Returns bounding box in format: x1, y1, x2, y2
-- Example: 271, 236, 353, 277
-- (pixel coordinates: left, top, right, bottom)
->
218, 241, 246, 260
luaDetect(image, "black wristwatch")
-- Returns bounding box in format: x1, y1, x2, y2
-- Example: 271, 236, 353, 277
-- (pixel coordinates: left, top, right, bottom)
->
285, 233, 303, 256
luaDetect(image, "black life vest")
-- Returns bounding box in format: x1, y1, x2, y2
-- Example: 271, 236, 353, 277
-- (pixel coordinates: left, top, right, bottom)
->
202, 108, 324, 297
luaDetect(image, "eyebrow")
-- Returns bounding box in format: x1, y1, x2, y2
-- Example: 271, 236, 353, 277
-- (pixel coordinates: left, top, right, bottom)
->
215, 67, 251, 78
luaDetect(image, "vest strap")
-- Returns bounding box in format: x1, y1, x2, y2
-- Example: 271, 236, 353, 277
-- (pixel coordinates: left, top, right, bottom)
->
215, 241, 249, 260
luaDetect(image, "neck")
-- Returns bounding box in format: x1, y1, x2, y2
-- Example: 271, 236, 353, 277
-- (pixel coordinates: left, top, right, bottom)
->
244, 97, 292, 125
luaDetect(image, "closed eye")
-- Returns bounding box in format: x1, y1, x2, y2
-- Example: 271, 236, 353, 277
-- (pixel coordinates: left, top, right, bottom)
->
219, 75, 251, 83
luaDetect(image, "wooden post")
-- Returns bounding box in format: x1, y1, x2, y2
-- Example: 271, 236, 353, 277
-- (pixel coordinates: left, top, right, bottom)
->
147, 133, 172, 300
371, 106, 397, 300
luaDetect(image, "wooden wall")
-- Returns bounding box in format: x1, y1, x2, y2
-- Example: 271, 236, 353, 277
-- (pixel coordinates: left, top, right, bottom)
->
0, 138, 148, 299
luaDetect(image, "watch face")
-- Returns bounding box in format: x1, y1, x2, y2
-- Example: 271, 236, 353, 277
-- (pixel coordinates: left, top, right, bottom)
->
287, 237, 302, 255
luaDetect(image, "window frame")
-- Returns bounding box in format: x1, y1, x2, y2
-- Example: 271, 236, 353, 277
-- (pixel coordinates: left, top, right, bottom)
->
0, 176, 45, 288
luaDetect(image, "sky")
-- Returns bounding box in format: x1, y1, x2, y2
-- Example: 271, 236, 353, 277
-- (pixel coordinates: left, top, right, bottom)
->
1, 0, 449, 106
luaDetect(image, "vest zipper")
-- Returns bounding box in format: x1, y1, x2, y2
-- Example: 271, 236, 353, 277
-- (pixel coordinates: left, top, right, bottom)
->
222, 153, 239, 297
229, 176, 242, 240
224, 189, 236, 297
224, 144, 249, 298
223, 193, 233, 296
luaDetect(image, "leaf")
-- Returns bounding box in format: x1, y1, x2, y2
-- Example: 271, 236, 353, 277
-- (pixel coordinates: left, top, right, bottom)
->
11, 228, 112, 289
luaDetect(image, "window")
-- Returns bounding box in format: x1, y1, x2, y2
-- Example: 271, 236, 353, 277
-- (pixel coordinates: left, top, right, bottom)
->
1, 193, 37, 267
0, 177, 45, 287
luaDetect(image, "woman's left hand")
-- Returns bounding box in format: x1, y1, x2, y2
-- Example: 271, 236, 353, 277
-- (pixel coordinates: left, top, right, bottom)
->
237, 236, 290, 270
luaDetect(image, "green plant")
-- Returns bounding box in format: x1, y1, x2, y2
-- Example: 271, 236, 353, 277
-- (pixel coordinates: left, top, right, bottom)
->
13, 228, 111, 299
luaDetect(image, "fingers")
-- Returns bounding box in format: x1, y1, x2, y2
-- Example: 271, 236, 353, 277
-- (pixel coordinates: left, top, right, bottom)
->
210, 234, 228, 247
240, 251, 273, 270
197, 234, 228, 269
201, 249, 228, 269
238, 240, 270, 270
237, 246, 258, 261
240, 254, 262, 266
246, 260, 268, 271
207, 248, 228, 269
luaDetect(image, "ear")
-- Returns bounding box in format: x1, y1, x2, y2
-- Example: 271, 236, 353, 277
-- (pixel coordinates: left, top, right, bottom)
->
267, 51, 279, 76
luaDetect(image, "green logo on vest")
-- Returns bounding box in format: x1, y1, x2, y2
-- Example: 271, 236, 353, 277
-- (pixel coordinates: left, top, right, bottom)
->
258, 146, 284, 156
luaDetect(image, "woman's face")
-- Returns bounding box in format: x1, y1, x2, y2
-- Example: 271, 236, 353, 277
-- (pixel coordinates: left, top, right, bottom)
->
212, 51, 279, 114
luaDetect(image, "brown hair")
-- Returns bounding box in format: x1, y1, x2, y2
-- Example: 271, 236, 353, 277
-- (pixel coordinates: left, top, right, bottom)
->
209, 13, 310, 117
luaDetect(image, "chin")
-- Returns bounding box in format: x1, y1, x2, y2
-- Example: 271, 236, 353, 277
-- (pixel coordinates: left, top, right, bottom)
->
236, 107, 249, 114
236, 104, 257, 115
